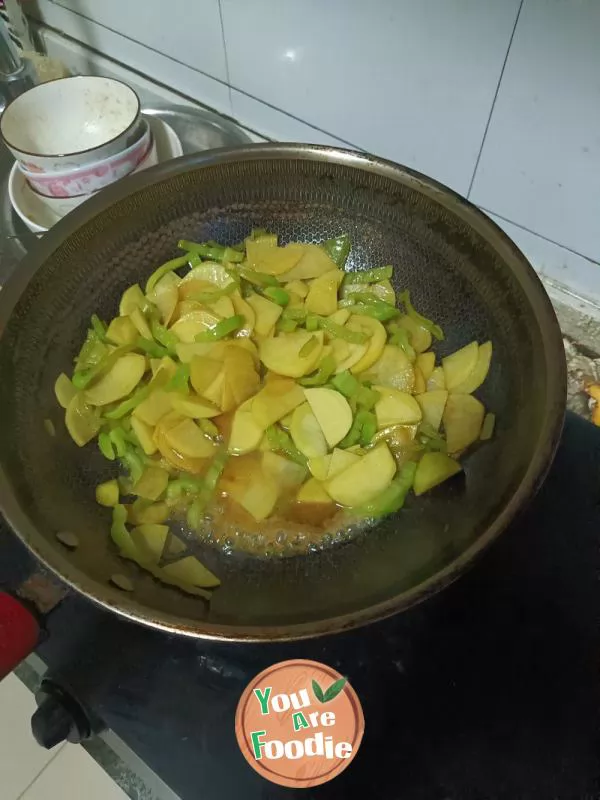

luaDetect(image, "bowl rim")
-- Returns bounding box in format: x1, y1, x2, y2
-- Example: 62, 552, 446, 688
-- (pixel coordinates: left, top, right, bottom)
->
0, 144, 567, 642
7, 160, 50, 232
18, 120, 151, 182
0, 75, 141, 159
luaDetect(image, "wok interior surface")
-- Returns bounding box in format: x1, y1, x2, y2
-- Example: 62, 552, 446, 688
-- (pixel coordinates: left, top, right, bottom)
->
0, 147, 565, 640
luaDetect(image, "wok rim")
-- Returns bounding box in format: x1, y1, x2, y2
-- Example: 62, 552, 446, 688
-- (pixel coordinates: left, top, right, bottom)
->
0, 143, 567, 642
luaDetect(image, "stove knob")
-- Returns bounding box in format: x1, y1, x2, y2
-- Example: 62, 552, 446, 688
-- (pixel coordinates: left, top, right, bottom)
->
31, 683, 90, 749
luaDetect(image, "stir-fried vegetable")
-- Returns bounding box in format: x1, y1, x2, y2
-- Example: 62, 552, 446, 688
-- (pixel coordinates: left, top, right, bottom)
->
56, 232, 495, 596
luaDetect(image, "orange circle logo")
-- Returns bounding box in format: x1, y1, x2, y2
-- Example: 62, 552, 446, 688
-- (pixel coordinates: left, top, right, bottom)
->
235, 659, 364, 788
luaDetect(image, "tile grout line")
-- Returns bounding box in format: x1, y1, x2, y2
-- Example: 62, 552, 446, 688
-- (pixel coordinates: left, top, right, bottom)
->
216, 0, 233, 114
466, 0, 525, 199
14, 743, 66, 800
479, 205, 600, 266
30, 10, 361, 148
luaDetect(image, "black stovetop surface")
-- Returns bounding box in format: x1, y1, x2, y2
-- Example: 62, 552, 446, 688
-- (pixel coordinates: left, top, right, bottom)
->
2, 411, 600, 799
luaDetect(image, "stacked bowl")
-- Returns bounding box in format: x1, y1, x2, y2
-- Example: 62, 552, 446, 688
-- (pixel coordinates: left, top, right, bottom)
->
1, 76, 158, 232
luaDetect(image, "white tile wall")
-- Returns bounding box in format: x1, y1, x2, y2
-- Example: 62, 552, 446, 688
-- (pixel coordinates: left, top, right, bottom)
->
221, 0, 522, 195
24, 0, 600, 303
470, 0, 600, 262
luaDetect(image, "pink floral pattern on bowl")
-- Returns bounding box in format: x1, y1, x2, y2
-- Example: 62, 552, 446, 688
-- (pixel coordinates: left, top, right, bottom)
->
21, 122, 151, 198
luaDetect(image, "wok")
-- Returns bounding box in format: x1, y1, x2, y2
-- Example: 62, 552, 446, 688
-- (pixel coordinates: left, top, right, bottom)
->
0, 144, 566, 643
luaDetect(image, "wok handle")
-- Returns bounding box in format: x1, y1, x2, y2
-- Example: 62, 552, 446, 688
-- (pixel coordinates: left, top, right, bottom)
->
0, 591, 40, 680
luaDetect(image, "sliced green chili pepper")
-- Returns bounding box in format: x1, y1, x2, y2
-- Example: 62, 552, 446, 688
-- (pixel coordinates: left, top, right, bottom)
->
90, 314, 107, 341
121, 449, 145, 484
341, 303, 399, 322
343, 292, 400, 319
177, 240, 244, 263
111, 504, 135, 555
299, 335, 319, 358
194, 314, 245, 342
399, 289, 444, 341
198, 419, 219, 438
109, 427, 129, 458
74, 329, 108, 372
145, 255, 192, 294
418, 423, 447, 452
331, 370, 361, 398
356, 385, 381, 411
354, 461, 417, 518
72, 345, 133, 389
345, 266, 393, 284
238, 268, 280, 288
276, 317, 298, 333
104, 385, 152, 420
321, 234, 351, 268
263, 287, 290, 306
165, 364, 190, 393
359, 411, 378, 446
136, 337, 169, 358
186, 449, 229, 528
319, 317, 371, 343
299, 354, 336, 387
305, 315, 320, 332
98, 431, 116, 460
150, 319, 179, 354
189, 282, 238, 304
339, 409, 371, 449
388, 325, 416, 360
266, 426, 307, 466
166, 476, 204, 500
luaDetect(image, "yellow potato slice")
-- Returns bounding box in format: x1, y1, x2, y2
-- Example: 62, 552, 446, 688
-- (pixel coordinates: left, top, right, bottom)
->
280, 244, 338, 281
54, 373, 77, 409
106, 315, 138, 346
231, 290, 255, 336
443, 393, 485, 453
222, 458, 280, 522
442, 342, 479, 391
307, 454, 332, 481
327, 447, 361, 478
427, 366, 446, 391
190, 355, 223, 396
413, 452, 462, 496
347, 316, 387, 374
304, 387, 353, 448
259, 330, 324, 378
305, 270, 344, 316
251, 378, 306, 429
324, 442, 396, 506
297, 478, 331, 504
131, 416, 157, 455
284, 280, 309, 299
374, 386, 422, 428
290, 403, 328, 458
202, 372, 225, 409
413, 367, 426, 394
262, 451, 306, 490
179, 261, 234, 290
332, 339, 367, 373
480, 411, 496, 441
129, 306, 152, 340
246, 242, 306, 275
133, 389, 172, 426
161, 556, 220, 588
223, 346, 260, 407
164, 418, 216, 458
362, 345, 415, 393
416, 352, 435, 382
133, 466, 169, 501
228, 404, 264, 454
119, 284, 145, 316
65, 394, 100, 446
328, 308, 351, 326
170, 310, 221, 343
128, 501, 169, 525
153, 423, 207, 474
130, 524, 169, 564
85, 353, 146, 406
246, 294, 283, 336
170, 394, 220, 419
416, 390, 448, 431
148, 272, 179, 325
452, 341, 492, 394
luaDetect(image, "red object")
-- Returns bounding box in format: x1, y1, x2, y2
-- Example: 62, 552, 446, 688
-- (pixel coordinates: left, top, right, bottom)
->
0, 591, 39, 680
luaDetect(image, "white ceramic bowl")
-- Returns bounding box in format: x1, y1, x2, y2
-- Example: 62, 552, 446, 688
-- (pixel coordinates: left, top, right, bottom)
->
1, 76, 141, 173
21, 119, 152, 198
8, 117, 179, 233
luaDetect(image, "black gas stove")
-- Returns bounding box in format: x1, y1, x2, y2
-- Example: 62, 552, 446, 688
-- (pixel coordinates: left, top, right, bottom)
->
1, 410, 599, 799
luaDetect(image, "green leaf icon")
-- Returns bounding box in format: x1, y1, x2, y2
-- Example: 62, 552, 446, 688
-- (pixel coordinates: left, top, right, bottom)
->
322, 677, 347, 703
312, 679, 325, 703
